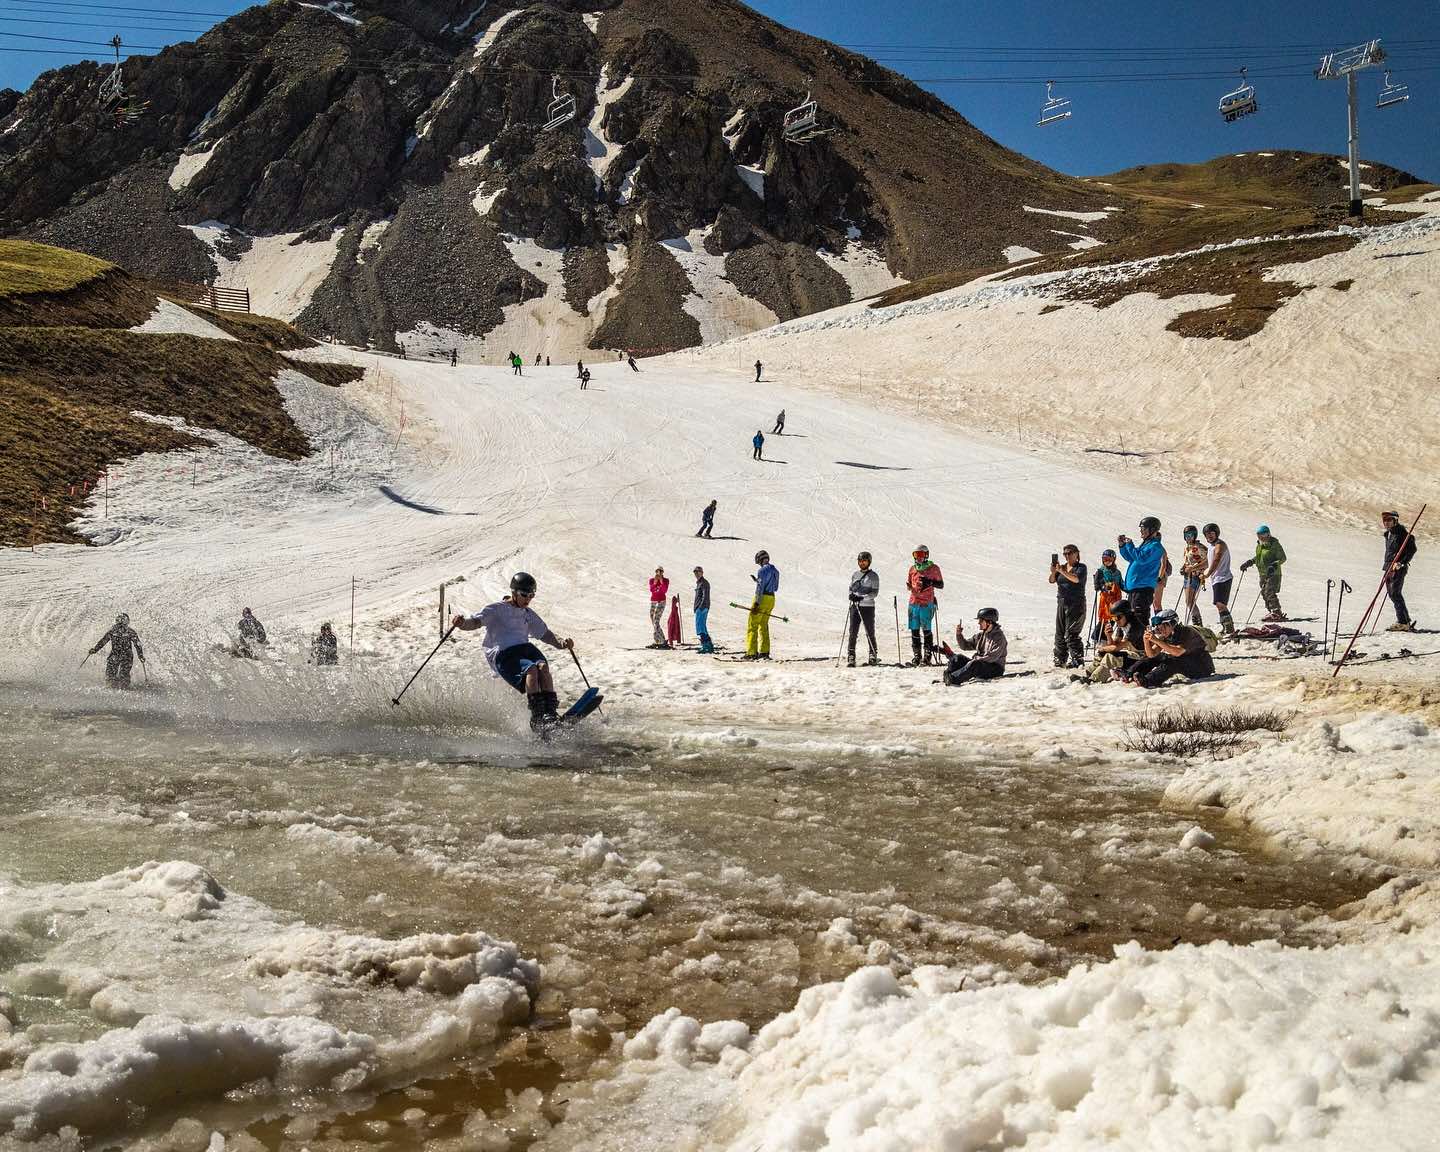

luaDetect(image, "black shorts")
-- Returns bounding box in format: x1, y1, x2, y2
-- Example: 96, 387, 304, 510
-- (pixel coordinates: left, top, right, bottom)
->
1211, 579, 1233, 606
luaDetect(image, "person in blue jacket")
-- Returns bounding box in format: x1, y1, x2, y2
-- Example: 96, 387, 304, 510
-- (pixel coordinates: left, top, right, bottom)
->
1118, 516, 1165, 620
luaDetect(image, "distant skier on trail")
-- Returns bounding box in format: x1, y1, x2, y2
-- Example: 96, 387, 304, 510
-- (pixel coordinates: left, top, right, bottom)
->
696, 499, 717, 538
450, 572, 581, 735
745, 549, 780, 660
1202, 524, 1236, 637
1178, 525, 1209, 626
1049, 544, 1087, 668
509, 352, 523, 376
627, 354, 640, 372
1381, 510, 1418, 631
944, 608, 1007, 685
311, 623, 339, 666
752, 430, 765, 461
88, 613, 144, 688
755, 360, 762, 382
846, 551, 880, 667
772, 409, 785, 434
580, 368, 591, 390
1239, 525, 1287, 621
649, 567, 671, 647
905, 545, 944, 666
1118, 516, 1164, 620
450, 348, 458, 368
693, 566, 714, 653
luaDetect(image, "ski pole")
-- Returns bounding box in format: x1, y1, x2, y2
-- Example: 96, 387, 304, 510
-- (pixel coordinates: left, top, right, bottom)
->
79, 651, 92, 670
1335, 504, 1426, 676
728, 601, 789, 623
1333, 580, 1351, 660
835, 603, 851, 667
1245, 587, 1263, 626
392, 624, 458, 706
1084, 595, 1098, 656
142, 660, 150, 685
929, 593, 942, 665
1324, 579, 1334, 658
894, 596, 902, 664
1369, 596, 1388, 636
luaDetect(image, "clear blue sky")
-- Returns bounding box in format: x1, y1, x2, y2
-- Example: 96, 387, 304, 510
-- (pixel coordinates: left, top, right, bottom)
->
2, 0, 1435, 180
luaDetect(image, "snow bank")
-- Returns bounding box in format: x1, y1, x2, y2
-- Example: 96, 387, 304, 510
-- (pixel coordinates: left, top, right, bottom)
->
0, 861, 538, 1139
817, 241, 905, 300
474, 7, 523, 57
185, 223, 343, 323
660, 226, 778, 344
584, 67, 633, 192
1022, 205, 1117, 224
566, 934, 1440, 1150
131, 298, 236, 340
167, 143, 218, 191
1003, 245, 1042, 264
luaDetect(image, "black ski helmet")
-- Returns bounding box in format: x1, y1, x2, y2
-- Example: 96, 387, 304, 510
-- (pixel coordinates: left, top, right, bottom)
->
510, 572, 537, 595
1203, 522, 1220, 537
116, 612, 129, 626
755, 550, 769, 564
1139, 516, 1161, 534
977, 607, 1000, 624
857, 551, 872, 563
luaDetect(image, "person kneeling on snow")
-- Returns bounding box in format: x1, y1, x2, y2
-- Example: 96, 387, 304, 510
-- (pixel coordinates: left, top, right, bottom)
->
945, 608, 1007, 685
1077, 601, 1143, 684
451, 572, 575, 733
1125, 609, 1215, 689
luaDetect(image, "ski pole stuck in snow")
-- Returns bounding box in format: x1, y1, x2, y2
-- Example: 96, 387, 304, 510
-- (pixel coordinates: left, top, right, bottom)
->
392, 624, 458, 706
728, 601, 789, 623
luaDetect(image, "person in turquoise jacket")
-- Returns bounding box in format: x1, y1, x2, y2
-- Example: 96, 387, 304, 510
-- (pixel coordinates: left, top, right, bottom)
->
1240, 525, 1288, 621
1117, 516, 1165, 619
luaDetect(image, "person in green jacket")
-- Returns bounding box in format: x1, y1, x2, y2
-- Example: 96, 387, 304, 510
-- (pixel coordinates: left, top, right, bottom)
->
1239, 524, 1287, 622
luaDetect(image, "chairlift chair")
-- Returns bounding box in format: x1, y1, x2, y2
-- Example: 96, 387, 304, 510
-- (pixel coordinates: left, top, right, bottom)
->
1037, 80, 1071, 127
1377, 70, 1409, 109
1218, 66, 1258, 122
783, 90, 830, 143
543, 76, 576, 133
98, 35, 125, 110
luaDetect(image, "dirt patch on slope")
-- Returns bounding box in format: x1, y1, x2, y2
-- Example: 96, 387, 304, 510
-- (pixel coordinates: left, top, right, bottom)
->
591, 237, 699, 353
725, 240, 851, 321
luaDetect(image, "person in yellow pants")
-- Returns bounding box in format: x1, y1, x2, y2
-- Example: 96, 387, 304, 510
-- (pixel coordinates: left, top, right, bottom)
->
745, 549, 780, 660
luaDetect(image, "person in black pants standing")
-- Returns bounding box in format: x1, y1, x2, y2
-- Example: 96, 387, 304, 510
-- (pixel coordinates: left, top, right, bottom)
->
1049, 544, 1087, 668
755, 360, 763, 382
1381, 510, 1418, 631
846, 551, 880, 666
696, 500, 717, 538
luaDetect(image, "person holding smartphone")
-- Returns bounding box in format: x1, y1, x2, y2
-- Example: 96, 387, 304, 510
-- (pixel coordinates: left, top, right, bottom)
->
1048, 544, 1088, 668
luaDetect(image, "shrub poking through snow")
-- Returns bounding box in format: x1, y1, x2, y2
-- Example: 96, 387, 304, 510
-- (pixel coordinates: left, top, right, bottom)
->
1121, 729, 1244, 758
1134, 706, 1293, 735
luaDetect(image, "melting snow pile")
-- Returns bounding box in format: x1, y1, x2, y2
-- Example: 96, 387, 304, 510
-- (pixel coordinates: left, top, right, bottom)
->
0, 861, 539, 1140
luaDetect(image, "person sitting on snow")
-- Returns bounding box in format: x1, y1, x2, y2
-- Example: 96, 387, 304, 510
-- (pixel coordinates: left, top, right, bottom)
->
945, 608, 1007, 685
1075, 601, 1143, 685
1124, 609, 1215, 689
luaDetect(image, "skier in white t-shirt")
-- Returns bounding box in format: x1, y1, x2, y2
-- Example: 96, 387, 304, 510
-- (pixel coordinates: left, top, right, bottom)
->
451, 572, 574, 732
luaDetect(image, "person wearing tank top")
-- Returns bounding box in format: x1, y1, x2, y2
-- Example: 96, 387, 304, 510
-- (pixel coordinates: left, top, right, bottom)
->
1203, 524, 1236, 636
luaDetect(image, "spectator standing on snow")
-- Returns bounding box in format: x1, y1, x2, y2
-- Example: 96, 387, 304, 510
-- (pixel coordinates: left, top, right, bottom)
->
745, 550, 780, 660
752, 430, 765, 461
577, 360, 585, 380
311, 623, 339, 666
1049, 544, 1087, 668
545, 356, 551, 367
89, 612, 144, 688
580, 368, 591, 390
906, 545, 944, 666
450, 348, 458, 368
772, 409, 785, 434
648, 568, 670, 647
1125, 609, 1215, 688
534, 353, 542, 366
1093, 548, 1123, 643
693, 566, 714, 653
1179, 526, 1209, 626
1381, 510, 1418, 632
1118, 516, 1164, 620
1075, 601, 1143, 685
1203, 523, 1236, 637
696, 500, 717, 538
667, 594, 683, 647
399, 343, 407, 360
755, 360, 762, 382
1239, 525, 1288, 622
846, 551, 881, 667
945, 608, 1007, 685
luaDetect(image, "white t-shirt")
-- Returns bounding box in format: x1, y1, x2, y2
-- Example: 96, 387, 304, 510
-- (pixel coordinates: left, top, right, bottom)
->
1208, 540, 1233, 585
466, 601, 551, 675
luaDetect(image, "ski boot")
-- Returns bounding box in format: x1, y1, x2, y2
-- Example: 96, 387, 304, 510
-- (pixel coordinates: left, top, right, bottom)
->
866, 652, 880, 667
527, 691, 561, 736
1387, 621, 1417, 633
908, 638, 924, 667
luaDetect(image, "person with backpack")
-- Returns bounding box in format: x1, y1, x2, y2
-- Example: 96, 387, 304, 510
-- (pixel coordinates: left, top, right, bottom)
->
1123, 609, 1215, 688
1093, 549, 1123, 643
944, 608, 1007, 685
745, 550, 780, 660
752, 430, 765, 461
1381, 510, 1418, 632
1118, 516, 1165, 619
648, 567, 670, 647
1049, 544, 1087, 668
1178, 526, 1209, 626
1239, 525, 1287, 622
696, 500, 717, 538
1202, 523, 1236, 637
905, 545, 945, 666
1074, 601, 1143, 684
693, 566, 714, 653
846, 551, 881, 667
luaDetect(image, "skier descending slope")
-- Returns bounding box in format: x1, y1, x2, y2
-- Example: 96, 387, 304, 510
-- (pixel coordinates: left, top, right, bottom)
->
905, 545, 944, 666
88, 613, 145, 688
450, 572, 589, 735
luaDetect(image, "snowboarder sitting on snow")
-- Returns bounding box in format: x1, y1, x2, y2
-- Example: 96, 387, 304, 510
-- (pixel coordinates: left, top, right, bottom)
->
1075, 601, 1143, 685
311, 623, 339, 666
1239, 525, 1287, 622
847, 551, 880, 667
772, 409, 785, 434
945, 608, 1006, 685
89, 613, 145, 688
1123, 609, 1215, 689
693, 566, 713, 653
697, 499, 717, 538
906, 545, 944, 666
1381, 510, 1418, 632
745, 550, 780, 660
451, 572, 576, 734
235, 607, 268, 658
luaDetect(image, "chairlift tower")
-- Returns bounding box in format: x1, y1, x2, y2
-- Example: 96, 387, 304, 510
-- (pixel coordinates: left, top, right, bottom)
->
1315, 39, 1386, 217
